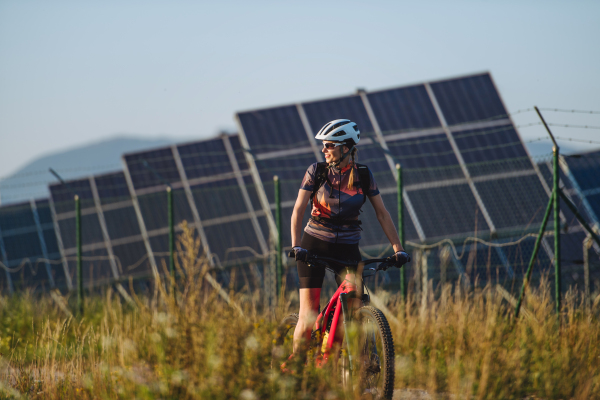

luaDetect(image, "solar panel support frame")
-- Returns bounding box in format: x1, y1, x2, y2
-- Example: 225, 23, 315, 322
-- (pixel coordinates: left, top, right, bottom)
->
296, 104, 325, 162
0, 225, 14, 293
221, 134, 269, 255
541, 236, 555, 263
89, 177, 135, 304
30, 199, 55, 288
358, 90, 427, 241
493, 245, 515, 278
89, 177, 121, 280
48, 195, 73, 290
121, 157, 159, 279
424, 82, 497, 236
171, 145, 215, 267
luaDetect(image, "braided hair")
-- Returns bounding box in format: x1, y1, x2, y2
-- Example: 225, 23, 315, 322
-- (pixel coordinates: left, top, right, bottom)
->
347, 147, 359, 191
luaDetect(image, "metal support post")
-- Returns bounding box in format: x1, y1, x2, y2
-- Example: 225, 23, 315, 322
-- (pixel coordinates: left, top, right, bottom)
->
274, 176, 282, 298
558, 189, 600, 246
584, 236, 592, 310
553, 148, 561, 314
75, 195, 83, 316
515, 193, 553, 318
167, 186, 175, 295
535, 106, 562, 315
397, 164, 406, 300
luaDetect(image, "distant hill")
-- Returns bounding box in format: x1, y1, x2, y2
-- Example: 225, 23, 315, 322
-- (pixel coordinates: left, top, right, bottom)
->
0, 136, 188, 205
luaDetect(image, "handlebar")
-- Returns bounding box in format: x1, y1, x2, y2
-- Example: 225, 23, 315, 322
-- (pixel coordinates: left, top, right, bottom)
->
287, 250, 397, 272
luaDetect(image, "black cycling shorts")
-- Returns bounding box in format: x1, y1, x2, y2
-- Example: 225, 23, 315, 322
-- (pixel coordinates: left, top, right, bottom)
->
297, 233, 362, 289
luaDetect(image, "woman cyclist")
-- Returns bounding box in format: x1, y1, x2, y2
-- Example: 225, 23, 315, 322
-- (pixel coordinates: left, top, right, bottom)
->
289, 118, 411, 359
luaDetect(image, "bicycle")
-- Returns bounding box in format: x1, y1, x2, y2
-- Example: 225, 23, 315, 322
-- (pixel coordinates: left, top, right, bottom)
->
272, 251, 401, 399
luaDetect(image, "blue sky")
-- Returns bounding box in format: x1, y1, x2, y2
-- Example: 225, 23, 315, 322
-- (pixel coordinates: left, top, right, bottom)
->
1, 0, 599, 179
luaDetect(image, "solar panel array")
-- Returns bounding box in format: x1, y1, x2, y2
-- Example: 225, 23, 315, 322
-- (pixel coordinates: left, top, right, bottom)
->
0, 72, 598, 298
122, 134, 269, 272
0, 199, 65, 292
236, 73, 552, 250
49, 171, 149, 290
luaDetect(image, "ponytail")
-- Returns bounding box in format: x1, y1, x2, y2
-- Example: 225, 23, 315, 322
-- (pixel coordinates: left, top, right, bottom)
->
347, 147, 359, 191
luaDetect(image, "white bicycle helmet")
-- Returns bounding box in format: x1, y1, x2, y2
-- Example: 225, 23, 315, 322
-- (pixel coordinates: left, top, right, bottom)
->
315, 119, 360, 146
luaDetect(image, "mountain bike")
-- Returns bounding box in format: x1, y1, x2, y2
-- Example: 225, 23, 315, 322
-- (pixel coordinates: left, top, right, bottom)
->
273, 251, 399, 399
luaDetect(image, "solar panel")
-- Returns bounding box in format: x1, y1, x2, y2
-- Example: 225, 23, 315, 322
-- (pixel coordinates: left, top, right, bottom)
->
385, 134, 463, 184
452, 125, 530, 177
123, 134, 269, 270
562, 151, 600, 224
191, 178, 247, 219
124, 148, 181, 190
237, 105, 311, 153
50, 178, 111, 288
408, 184, 490, 239
429, 73, 507, 125
0, 200, 65, 291
95, 172, 131, 205
178, 139, 232, 179
103, 207, 142, 239
366, 84, 441, 133
475, 175, 551, 231
537, 160, 594, 231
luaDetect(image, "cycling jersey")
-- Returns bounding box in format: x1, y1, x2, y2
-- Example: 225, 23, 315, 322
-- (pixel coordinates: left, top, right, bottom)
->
300, 162, 379, 244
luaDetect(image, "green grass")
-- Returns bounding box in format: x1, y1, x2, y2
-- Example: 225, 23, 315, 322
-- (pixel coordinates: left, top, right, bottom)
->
1, 224, 599, 399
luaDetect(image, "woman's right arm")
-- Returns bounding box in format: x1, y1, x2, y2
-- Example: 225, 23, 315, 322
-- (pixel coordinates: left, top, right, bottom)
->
291, 190, 312, 247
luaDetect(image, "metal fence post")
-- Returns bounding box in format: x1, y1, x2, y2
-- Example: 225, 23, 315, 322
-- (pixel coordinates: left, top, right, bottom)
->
397, 163, 406, 300
167, 186, 175, 296
274, 176, 282, 299
75, 195, 83, 315
535, 106, 562, 315
553, 148, 561, 314
515, 192, 553, 318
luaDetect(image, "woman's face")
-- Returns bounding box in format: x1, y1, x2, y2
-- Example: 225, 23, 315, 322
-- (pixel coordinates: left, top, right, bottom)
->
322, 141, 348, 163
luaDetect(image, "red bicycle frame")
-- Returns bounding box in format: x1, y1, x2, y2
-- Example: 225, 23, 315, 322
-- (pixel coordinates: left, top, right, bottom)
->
314, 271, 359, 364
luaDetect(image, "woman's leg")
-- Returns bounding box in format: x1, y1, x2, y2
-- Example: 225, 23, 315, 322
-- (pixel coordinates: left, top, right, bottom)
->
293, 234, 326, 355
293, 288, 321, 354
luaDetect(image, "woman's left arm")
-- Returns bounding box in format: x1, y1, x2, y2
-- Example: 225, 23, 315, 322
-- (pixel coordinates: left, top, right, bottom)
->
368, 194, 405, 253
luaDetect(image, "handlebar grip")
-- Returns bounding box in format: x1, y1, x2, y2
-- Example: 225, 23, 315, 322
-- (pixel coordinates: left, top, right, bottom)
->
288, 250, 295, 258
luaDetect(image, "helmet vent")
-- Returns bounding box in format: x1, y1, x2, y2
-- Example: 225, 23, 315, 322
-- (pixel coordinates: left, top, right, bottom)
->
326, 121, 346, 134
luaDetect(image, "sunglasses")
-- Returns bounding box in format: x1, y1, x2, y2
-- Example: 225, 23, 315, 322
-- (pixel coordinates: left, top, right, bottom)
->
322, 142, 344, 150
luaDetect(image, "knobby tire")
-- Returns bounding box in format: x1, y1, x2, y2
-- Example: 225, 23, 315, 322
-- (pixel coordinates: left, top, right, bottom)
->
344, 306, 395, 400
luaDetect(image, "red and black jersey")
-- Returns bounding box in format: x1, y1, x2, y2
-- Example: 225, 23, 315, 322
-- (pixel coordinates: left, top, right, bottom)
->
300, 162, 379, 244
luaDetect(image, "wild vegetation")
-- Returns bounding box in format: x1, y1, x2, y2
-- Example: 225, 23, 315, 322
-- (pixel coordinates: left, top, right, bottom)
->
1, 225, 599, 399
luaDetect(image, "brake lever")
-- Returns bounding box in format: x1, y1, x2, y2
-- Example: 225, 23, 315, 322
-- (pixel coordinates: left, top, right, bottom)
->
377, 261, 393, 272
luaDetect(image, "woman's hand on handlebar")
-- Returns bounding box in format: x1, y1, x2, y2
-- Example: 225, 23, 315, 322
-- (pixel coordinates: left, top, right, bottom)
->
390, 251, 411, 267
292, 246, 309, 262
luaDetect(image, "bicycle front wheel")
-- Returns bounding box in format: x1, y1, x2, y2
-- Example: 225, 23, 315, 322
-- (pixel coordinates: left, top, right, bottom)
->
353, 306, 395, 399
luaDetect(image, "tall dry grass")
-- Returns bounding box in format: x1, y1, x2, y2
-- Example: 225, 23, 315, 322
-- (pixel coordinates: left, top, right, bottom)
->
0, 223, 599, 399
